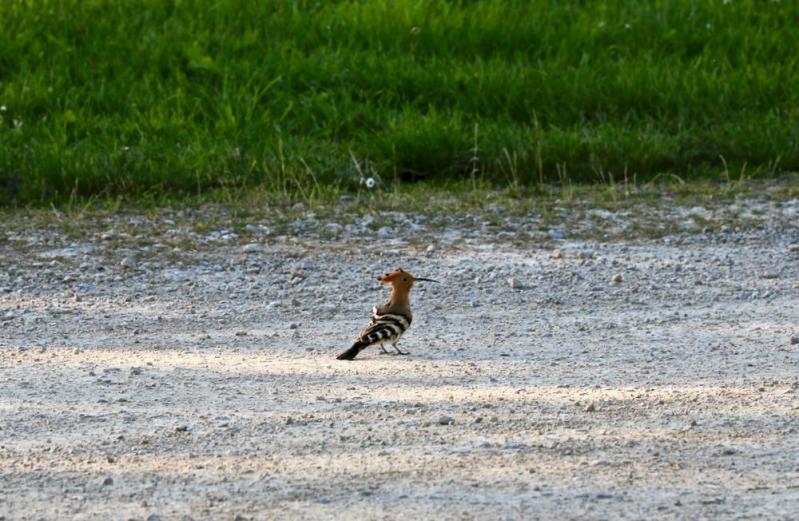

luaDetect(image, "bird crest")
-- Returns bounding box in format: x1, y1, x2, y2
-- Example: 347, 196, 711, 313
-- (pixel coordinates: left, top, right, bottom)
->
378, 269, 439, 288
378, 268, 407, 284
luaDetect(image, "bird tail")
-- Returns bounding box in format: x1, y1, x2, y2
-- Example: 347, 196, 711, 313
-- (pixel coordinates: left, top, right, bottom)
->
336, 341, 368, 360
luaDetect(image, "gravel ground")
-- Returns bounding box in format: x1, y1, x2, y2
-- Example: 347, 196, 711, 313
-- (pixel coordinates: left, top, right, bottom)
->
1, 195, 799, 520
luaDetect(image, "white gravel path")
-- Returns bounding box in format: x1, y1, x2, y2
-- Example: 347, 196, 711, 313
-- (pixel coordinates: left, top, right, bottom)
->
1, 196, 798, 520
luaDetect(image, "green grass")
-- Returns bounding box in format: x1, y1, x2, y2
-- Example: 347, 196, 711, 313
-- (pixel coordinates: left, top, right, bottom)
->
1, 0, 798, 205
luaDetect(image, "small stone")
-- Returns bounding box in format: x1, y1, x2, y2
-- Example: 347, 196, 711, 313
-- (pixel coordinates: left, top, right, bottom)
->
289, 323, 299, 330
323, 223, 343, 234
242, 243, 262, 254
339, 194, 354, 203
437, 415, 454, 425
762, 271, 779, 279
611, 273, 623, 284
102, 477, 114, 486
584, 402, 596, 412
1, 312, 14, 321
377, 226, 393, 238
790, 335, 799, 345
235, 331, 248, 336
120, 257, 136, 269
788, 244, 799, 252
508, 277, 524, 290
175, 425, 189, 433
551, 249, 562, 259
146, 515, 163, 521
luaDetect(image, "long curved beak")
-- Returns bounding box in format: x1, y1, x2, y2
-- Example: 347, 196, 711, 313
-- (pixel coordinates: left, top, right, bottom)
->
414, 277, 439, 283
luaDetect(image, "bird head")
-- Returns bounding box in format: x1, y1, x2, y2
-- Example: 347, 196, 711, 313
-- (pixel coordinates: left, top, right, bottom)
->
378, 268, 438, 291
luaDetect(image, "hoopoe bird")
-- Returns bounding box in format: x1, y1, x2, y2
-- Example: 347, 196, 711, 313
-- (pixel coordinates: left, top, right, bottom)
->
336, 269, 438, 360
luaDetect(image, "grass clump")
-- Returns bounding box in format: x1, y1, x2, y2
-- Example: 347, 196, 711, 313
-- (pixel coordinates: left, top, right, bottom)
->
1, 0, 798, 205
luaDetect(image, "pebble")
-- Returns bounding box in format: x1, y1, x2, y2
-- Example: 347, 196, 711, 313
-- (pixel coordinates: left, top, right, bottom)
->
324, 223, 343, 234
611, 273, 623, 284
120, 257, 136, 269
102, 477, 114, 486
584, 402, 596, 412
508, 277, 524, 290
242, 243, 262, 254
1, 312, 14, 321
790, 335, 799, 345
762, 271, 779, 279
437, 415, 454, 425
551, 249, 562, 259
377, 226, 393, 238
788, 244, 799, 252
146, 515, 163, 521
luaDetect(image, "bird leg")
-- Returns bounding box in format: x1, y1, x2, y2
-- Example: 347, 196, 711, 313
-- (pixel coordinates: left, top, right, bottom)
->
379, 344, 390, 354
392, 343, 409, 355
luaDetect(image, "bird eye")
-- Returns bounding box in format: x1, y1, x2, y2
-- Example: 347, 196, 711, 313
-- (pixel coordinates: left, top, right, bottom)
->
403, 277, 408, 282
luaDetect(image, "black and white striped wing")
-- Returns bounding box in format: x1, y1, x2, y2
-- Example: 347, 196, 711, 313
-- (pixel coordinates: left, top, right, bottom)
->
356, 308, 412, 347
